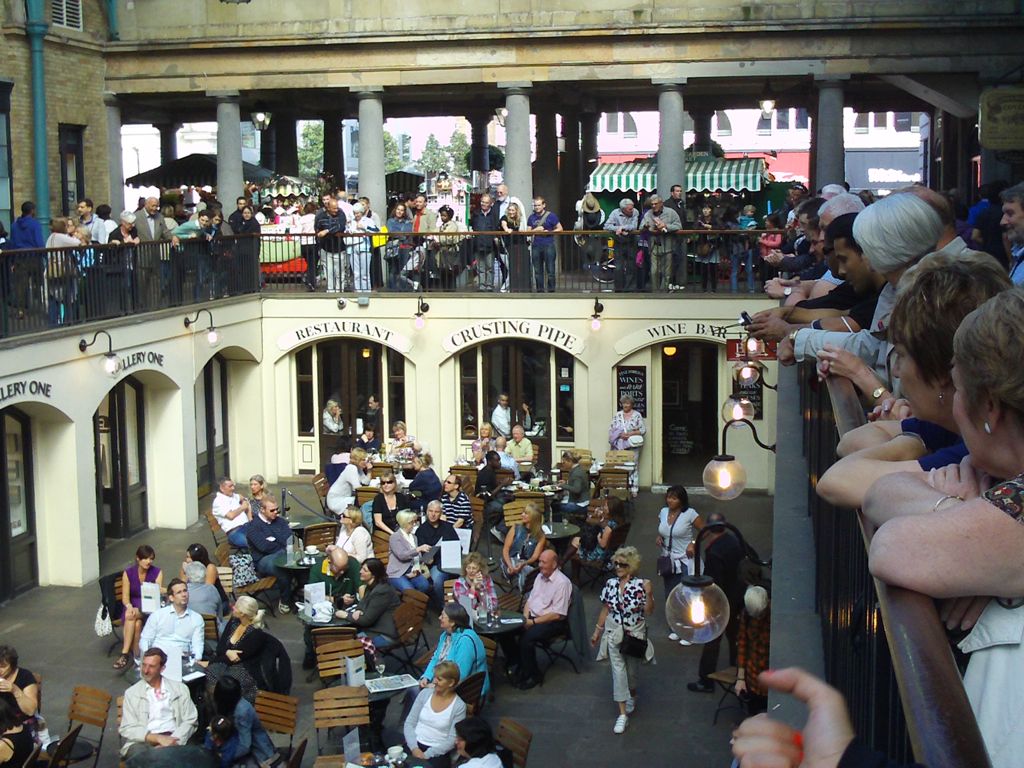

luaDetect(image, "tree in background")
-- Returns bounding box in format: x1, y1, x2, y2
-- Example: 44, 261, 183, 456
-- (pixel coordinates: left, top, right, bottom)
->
446, 130, 470, 177
463, 145, 506, 173
298, 121, 324, 178
384, 132, 403, 174
417, 134, 450, 175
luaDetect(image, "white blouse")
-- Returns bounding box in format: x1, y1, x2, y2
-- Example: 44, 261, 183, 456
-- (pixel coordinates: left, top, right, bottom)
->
335, 525, 372, 562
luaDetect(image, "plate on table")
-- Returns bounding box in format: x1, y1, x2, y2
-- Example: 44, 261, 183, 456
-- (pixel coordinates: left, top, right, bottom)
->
540, 485, 558, 493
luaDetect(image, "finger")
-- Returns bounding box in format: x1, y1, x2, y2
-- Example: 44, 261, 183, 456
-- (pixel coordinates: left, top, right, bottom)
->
732, 737, 801, 768
758, 668, 848, 717
734, 714, 797, 741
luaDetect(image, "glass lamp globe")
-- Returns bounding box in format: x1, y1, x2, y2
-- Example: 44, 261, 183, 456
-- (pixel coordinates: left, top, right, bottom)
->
733, 361, 760, 384
745, 337, 765, 355
703, 455, 747, 500
721, 395, 755, 424
102, 352, 123, 377
666, 576, 731, 644
206, 328, 221, 347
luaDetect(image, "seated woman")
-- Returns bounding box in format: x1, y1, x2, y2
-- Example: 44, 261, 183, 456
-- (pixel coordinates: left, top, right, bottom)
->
334, 506, 373, 562
865, 287, 1024, 768
471, 422, 495, 464
372, 471, 413, 536
178, 542, 228, 611
409, 453, 443, 512
389, 420, 422, 460
418, 603, 490, 698
0, 646, 39, 728
326, 447, 373, 517
249, 474, 271, 518
454, 717, 502, 768
404, 661, 467, 768
387, 510, 433, 595
204, 676, 275, 767
201, 596, 268, 703
501, 503, 547, 592
322, 399, 345, 434
564, 497, 626, 575
441, 474, 473, 530
114, 544, 163, 670
452, 552, 498, 616
817, 249, 1010, 509
553, 450, 591, 522
355, 423, 381, 454
334, 558, 401, 648
330, 435, 352, 466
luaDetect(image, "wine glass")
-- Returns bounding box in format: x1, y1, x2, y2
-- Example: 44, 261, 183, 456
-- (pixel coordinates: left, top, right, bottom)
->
375, 659, 386, 676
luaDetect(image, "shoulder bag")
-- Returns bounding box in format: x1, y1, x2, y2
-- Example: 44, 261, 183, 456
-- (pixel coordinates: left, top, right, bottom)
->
616, 581, 648, 658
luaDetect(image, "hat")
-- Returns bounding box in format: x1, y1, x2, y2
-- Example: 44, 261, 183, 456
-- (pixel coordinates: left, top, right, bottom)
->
581, 193, 600, 213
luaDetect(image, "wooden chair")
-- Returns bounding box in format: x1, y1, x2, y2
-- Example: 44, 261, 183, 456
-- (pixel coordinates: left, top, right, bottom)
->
254, 690, 300, 760
355, 486, 376, 508
496, 718, 532, 768
501, 499, 529, 534
312, 473, 330, 514
497, 592, 522, 612
275, 736, 306, 768
315, 638, 366, 686
571, 448, 594, 470
204, 508, 228, 548
594, 468, 630, 503
530, 443, 540, 465
707, 666, 744, 725
537, 584, 583, 675
443, 578, 457, 604
202, 613, 219, 642
234, 572, 279, 613
371, 530, 390, 565
455, 670, 487, 716
44, 723, 83, 768
604, 449, 635, 466
370, 462, 396, 480
303, 522, 340, 551
450, 465, 477, 491
482, 636, 498, 673
571, 521, 632, 589
51, 685, 110, 768
312, 686, 370, 755
215, 541, 232, 567
469, 495, 485, 551
379, 599, 428, 673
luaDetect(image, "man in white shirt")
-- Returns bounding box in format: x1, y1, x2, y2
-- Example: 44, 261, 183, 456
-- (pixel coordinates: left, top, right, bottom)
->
491, 392, 512, 437
119, 647, 198, 760
211, 476, 251, 547
139, 579, 205, 664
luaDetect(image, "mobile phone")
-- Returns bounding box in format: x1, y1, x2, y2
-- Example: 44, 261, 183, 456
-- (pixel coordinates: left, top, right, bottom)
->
740, 311, 754, 326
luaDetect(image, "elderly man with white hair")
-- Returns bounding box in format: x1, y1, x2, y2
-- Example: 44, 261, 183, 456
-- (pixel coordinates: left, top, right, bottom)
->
346, 201, 380, 292
604, 198, 641, 292
108, 211, 140, 246
780, 192, 944, 395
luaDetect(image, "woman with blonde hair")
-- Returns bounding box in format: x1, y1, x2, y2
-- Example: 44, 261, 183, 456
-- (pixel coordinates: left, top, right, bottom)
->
592, 545, 654, 735
404, 660, 467, 768
372, 470, 413, 535
322, 399, 344, 434
471, 422, 495, 463
501, 503, 547, 591
409, 452, 442, 512
326, 446, 372, 516
334, 506, 372, 562
452, 552, 498, 615
201, 595, 268, 702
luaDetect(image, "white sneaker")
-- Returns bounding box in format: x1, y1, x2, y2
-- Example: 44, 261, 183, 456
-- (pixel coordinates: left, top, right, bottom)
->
278, 601, 292, 614
613, 714, 628, 734
668, 632, 680, 641
679, 638, 692, 646
625, 698, 636, 715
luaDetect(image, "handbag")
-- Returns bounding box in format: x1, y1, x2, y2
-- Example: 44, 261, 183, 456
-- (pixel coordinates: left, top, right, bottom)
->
94, 603, 113, 637
230, 550, 259, 588
656, 511, 675, 577
615, 584, 648, 658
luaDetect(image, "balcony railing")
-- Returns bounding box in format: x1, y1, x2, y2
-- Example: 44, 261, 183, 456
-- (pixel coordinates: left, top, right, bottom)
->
0, 229, 771, 339
799, 364, 990, 767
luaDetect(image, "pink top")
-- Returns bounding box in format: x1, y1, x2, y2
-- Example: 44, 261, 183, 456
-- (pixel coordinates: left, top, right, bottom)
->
758, 232, 783, 259
526, 568, 572, 619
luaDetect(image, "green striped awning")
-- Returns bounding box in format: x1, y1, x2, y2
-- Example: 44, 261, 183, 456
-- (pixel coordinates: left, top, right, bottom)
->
589, 158, 764, 193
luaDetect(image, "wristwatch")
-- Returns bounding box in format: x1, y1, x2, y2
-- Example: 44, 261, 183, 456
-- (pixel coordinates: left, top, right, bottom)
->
783, 287, 793, 296
871, 386, 886, 400
788, 329, 799, 344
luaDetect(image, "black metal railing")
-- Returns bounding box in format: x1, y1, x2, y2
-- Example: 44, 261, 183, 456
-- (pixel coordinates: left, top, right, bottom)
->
799, 364, 989, 767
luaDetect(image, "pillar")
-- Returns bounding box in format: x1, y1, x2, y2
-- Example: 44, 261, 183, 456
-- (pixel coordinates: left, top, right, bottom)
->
157, 122, 179, 164
25, 0, 49, 225
105, 96, 124, 212
534, 106, 558, 214
656, 82, 686, 200
214, 93, 244, 202
690, 109, 713, 154
259, 125, 276, 171
559, 111, 581, 225
355, 89, 386, 214
501, 84, 533, 204
580, 111, 599, 190
323, 113, 345, 183
275, 112, 299, 176
469, 113, 490, 180
814, 79, 846, 188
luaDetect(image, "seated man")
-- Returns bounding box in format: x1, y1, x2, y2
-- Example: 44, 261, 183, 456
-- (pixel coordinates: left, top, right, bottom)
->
475, 451, 513, 542
244, 496, 294, 614
416, 500, 461, 609
493, 437, 521, 480
139, 578, 204, 664
182, 561, 222, 623
553, 450, 591, 522
120, 647, 199, 763
211, 476, 251, 548
499, 549, 571, 690
507, 425, 533, 462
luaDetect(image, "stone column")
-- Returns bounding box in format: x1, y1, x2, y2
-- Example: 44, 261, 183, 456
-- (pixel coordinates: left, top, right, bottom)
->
157, 122, 179, 164
501, 84, 533, 204
355, 88, 386, 214
105, 95, 124, 212
814, 78, 846, 188
580, 111, 599, 189
469, 113, 490, 178
323, 112, 345, 183
656, 82, 686, 200
559, 111, 581, 225
275, 112, 299, 175
690, 109, 713, 154
534, 105, 558, 213
214, 93, 244, 202
259, 126, 276, 171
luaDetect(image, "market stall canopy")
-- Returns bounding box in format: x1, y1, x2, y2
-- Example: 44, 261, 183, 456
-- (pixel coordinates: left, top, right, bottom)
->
125, 153, 274, 188
588, 158, 765, 193
386, 168, 425, 197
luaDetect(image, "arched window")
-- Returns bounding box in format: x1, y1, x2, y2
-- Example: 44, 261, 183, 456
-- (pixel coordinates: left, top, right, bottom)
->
714, 111, 732, 137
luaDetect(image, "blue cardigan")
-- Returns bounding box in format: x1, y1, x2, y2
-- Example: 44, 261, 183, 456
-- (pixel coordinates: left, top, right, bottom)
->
422, 627, 490, 698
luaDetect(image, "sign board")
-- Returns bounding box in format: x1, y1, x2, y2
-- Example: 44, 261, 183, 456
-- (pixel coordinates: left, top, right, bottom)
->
616, 366, 647, 417
736, 376, 765, 420
726, 340, 777, 361
666, 424, 694, 455
980, 87, 1024, 151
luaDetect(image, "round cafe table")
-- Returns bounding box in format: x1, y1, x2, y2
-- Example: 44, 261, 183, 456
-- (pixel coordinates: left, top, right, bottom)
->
472, 609, 526, 637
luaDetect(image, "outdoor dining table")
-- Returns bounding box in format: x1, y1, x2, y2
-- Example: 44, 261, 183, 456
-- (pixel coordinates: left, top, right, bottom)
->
472, 609, 526, 637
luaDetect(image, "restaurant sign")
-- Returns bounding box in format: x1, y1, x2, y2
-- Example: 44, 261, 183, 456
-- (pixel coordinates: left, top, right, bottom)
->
442, 320, 585, 355
0, 378, 53, 405
277, 321, 412, 353
613, 321, 731, 356
980, 87, 1024, 151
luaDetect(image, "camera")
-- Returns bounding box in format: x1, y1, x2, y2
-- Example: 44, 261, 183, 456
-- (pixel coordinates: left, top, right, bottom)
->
337, 297, 347, 310
740, 311, 753, 326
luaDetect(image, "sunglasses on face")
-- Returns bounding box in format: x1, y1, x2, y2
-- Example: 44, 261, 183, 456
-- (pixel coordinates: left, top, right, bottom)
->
613, 561, 628, 568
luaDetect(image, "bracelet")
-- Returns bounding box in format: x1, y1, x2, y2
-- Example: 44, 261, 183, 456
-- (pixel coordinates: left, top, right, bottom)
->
594, 625, 604, 632
932, 494, 964, 513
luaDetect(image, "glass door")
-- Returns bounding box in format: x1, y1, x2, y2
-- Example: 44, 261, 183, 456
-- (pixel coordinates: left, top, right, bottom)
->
95, 377, 148, 545
196, 356, 229, 499
0, 409, 36, 601
58, 124, 85, 217
481, 340, 552, 468
316, 340, 384, 467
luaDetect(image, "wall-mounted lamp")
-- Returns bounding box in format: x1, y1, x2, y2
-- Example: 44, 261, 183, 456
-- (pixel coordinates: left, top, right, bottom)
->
758, 80, 776, 119
721, 393, 755, 424
732, 360, 777, 390
414, 296, 430, 330
662, 345, 677, 357
702, 418, 776, 500
361, 347, 371, 359
78, 330, 122, 377
590, 298, 604, 331
666, 520, 770, 643
745, 336, 765, 355
184, 308, 220, 347
494, 107, 508, 128
251, 103, 272, 130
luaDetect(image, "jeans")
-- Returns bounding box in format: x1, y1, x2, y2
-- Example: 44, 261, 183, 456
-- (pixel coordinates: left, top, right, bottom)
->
531, 242, 556, 292
255, 551, 292, 603
227, 526, 248, 548
730, 248, 755, 293
475, 247, 495, 290
428, 565, 458, 609
390, 573, 431, 596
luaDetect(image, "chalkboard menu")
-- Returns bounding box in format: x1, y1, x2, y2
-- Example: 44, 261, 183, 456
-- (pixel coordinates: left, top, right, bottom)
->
616, 366, 647, 416
736, 376, 764, 420
666, 424, 694, 455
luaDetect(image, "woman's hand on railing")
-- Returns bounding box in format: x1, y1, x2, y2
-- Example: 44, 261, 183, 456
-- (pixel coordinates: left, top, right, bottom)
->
867, 397, 913, 422
938, 595, 989, 632
731, 667, 854, 768
927, 455, 985, 501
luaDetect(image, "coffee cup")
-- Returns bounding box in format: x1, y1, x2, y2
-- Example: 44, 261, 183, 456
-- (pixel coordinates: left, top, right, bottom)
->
387, 746, 405, 761
304, 545, 318, 555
